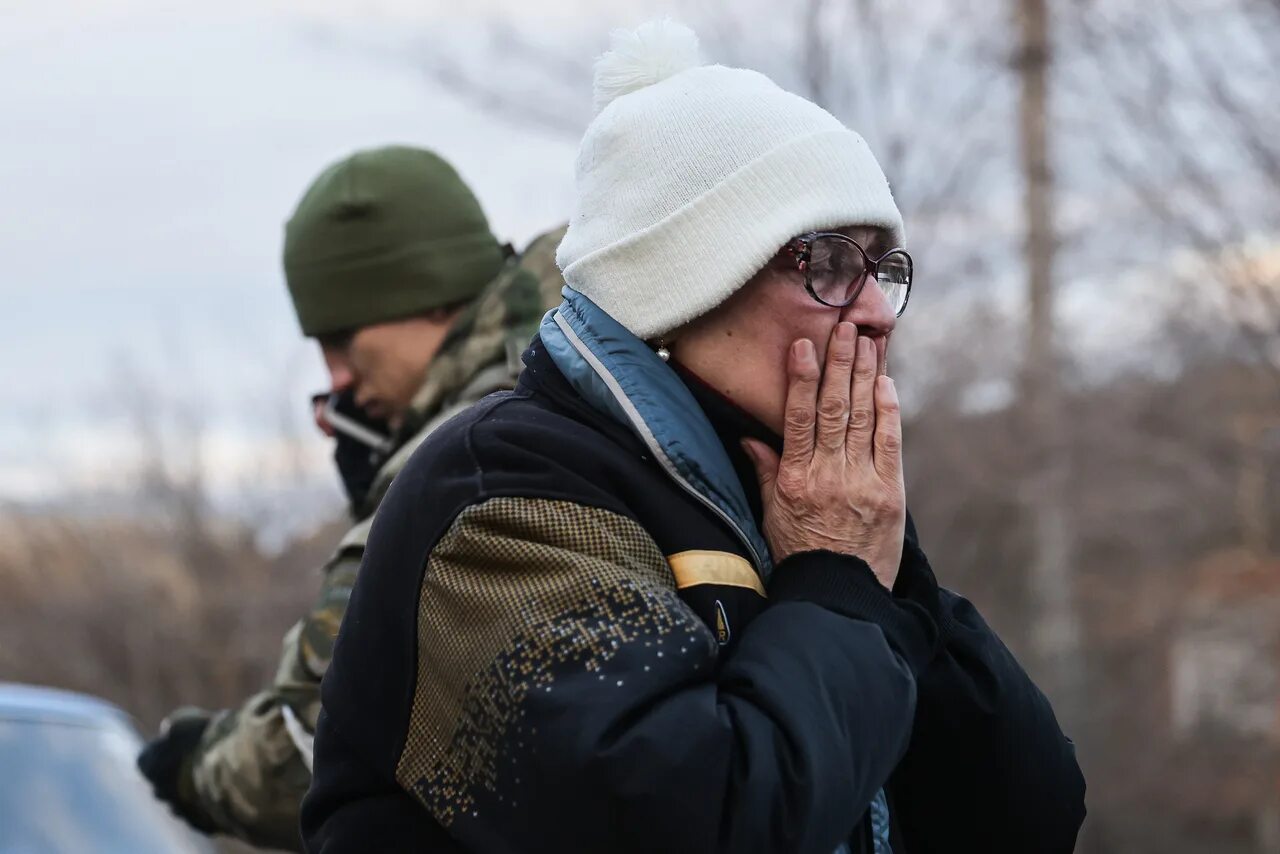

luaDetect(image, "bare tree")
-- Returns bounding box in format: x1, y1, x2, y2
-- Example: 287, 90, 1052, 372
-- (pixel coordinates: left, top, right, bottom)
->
1067, 0, 1280, 374
1060, 0, 1280, 564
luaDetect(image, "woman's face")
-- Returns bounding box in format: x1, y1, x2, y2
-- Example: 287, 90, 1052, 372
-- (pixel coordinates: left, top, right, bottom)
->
672, 225, 900, 435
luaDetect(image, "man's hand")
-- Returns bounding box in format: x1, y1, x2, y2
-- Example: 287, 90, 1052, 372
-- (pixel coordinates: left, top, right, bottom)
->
742, 322, 906, 588
137, 708, 218, 834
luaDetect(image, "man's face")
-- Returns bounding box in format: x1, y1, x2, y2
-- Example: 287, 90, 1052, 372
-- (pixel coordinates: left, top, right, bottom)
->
318, 315, 456, 431
673, 225, 900, 435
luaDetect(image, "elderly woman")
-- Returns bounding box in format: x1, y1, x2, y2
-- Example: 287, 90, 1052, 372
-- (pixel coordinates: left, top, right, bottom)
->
302, 21, 1085, 854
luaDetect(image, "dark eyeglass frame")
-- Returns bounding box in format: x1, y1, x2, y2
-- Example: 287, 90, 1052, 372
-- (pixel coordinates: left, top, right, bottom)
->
779, 232, 914, 317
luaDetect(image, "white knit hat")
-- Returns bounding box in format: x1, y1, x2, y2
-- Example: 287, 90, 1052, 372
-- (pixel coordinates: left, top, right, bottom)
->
555, 19, 905, 340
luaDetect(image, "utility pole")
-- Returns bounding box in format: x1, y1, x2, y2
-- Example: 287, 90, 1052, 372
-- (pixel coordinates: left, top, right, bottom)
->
1014, 0, 1083, 715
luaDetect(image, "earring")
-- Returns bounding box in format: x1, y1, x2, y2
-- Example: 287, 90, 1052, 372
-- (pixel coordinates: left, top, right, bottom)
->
655, 339, 670, 362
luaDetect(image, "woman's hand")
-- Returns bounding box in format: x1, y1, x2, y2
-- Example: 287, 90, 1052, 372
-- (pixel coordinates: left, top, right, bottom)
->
743, 322, 905, 589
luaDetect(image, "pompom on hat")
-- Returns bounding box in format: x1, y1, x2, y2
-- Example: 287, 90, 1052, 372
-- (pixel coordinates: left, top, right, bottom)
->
556, 19, 905, 339
591, 18, 704, 113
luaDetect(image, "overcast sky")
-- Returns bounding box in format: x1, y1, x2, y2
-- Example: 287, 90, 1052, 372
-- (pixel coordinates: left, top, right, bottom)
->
0, 0, 627, 504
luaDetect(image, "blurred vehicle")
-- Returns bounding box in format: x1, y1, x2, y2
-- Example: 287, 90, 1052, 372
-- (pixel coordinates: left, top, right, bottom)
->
0, 682, 215, 854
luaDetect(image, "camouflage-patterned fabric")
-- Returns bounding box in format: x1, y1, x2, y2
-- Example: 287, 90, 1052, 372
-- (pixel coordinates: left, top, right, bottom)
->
181, 225, 567, 851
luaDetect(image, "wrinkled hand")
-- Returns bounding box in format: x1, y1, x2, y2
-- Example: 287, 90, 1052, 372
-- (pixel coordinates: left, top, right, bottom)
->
137, 708, 217, 834
742, 322, 905, 588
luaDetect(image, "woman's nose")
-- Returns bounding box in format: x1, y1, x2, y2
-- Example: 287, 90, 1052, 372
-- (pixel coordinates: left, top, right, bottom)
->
841, 276, 897, 337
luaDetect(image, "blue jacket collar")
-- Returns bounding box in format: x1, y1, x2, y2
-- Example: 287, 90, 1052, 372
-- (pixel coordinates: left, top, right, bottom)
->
539, 288, 772, 578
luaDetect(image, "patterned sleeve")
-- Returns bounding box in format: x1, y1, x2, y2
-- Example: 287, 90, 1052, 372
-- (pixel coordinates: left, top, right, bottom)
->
389, 496, 921, 854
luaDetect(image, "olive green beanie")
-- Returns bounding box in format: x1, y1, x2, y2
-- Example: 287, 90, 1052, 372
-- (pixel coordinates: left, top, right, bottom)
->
283, 146, 506, 337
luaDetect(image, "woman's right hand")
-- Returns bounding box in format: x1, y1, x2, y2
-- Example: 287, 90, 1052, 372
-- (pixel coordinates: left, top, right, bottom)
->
742, 321, 906, 589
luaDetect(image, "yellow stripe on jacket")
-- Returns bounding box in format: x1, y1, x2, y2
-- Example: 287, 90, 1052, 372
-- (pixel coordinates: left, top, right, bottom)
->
666, 550, 766, 597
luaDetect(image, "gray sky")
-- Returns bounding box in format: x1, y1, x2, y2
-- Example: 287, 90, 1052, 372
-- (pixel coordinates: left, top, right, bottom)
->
1, 0, 603, 503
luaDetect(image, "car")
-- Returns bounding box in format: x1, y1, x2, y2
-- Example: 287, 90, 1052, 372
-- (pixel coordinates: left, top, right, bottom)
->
0, 682, 216, 853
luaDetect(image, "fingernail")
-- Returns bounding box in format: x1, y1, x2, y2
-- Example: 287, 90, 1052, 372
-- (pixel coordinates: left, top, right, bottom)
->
795, 339, 815, 362
857, 336, 871, 357
836, 322, 855, 342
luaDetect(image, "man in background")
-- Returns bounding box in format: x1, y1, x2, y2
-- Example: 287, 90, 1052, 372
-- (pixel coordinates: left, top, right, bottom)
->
136, 144, 565, 851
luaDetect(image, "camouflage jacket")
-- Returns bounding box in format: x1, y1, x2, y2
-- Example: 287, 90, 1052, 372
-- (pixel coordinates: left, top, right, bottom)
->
183, 226, 566, 851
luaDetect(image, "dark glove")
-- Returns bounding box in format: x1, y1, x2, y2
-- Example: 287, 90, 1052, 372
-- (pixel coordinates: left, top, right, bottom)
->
137, 709, 218, 834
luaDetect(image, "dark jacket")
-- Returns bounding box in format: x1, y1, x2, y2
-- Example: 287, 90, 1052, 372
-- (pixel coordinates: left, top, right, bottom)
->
302, 289, 1086, 853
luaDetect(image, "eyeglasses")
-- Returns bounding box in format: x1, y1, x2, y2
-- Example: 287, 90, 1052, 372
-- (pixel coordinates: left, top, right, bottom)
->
778, 232, 913, 317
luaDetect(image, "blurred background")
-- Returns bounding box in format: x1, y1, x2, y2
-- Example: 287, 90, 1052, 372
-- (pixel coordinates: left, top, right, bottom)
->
1, 0, 1276, 851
